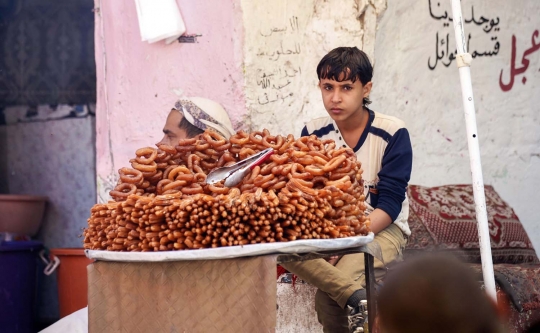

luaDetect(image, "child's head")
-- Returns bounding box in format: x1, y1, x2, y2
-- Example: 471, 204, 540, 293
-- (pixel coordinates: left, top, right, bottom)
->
377, 253, 502, 333
158, 97, 234, 146
316, 47, 373, 106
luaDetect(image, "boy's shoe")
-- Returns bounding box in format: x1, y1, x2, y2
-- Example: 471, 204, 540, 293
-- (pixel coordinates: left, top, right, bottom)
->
347, 304, 366, 333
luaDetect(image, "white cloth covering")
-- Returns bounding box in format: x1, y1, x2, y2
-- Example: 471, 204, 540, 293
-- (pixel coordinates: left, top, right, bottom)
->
134, 0, 186, 44
40, 307, 88, 333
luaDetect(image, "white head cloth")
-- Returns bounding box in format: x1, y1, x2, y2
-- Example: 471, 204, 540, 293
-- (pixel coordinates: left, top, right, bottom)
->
173, 97, 235, 139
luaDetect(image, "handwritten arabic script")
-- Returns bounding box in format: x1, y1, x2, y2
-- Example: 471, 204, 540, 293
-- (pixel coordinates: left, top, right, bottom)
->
427, 0, 501, 70
254, 16, 302, 106
499, 30, 540, 91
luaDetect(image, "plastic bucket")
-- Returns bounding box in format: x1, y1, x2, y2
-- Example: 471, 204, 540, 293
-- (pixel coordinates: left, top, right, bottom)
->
0, 240, 43, 333
49, 248, 94, 318
0, 194, 47, 237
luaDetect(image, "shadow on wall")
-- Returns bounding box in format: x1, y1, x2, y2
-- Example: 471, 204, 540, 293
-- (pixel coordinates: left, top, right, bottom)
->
0, 126, 7, 193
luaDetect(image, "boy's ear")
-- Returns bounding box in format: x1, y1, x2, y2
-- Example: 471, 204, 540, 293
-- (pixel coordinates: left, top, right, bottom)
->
363, 82, 373, 98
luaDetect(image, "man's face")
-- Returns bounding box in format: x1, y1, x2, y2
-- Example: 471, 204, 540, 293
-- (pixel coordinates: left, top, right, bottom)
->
319, 76, 372, 123
158, 110, 188, 146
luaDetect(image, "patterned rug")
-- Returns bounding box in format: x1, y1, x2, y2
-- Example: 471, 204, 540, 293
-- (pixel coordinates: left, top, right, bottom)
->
406, 184, 539, 264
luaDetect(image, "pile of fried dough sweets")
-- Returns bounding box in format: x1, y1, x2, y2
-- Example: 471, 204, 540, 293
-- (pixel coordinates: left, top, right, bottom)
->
83, 129, 370, 251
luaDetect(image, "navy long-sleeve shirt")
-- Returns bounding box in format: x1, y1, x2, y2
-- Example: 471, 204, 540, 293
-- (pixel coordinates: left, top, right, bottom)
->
300, 109, 413, 235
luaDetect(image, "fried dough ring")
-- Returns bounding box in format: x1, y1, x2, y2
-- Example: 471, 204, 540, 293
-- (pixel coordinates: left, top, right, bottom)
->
110, 183, 137, 199
168, 166, 191, 180
163, 180, 187, 192
278, 134, 295, 154
135, 147, 158, 165
131, 161, 157, 172
175, 145, 196, 152
119, 168, 143, 185
193, 173, 207, 183
215, 142, 232, 152
271, 153, 289, 165
262, 135, 284, 150
157, 179, 172, 194
203, 130, 227, 148
291, 163, 312, 180
177, 138, 197, 146
156, 144, 176, 155
208, 183, 230, 194
249, 131, 264, 144
239, 148, 257, 160
181, 183, 204, 194
229, 131, 250, 145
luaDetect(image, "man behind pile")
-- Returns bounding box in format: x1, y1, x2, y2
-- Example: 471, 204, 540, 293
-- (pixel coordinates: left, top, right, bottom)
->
158, 97, 235, 144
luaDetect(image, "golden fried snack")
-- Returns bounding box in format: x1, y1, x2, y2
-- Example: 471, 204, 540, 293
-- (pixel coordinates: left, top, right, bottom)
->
84, 129, 370, 251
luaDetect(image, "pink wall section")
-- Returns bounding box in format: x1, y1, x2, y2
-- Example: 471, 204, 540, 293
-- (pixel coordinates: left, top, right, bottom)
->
94, 0, 246, 199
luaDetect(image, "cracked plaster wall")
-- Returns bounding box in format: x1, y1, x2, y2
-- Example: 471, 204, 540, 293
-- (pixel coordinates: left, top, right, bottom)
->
241, 0, 386, 136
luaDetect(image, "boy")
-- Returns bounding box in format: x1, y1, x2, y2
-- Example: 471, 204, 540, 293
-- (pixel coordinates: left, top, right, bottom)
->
280, 47, 412, 333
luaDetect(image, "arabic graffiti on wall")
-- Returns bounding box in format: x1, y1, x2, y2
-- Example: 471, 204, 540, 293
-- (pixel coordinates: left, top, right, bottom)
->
255, 16, 302, 106
428, 0, 500, 70
428, 0, 540, 92
499, 30, 540, 92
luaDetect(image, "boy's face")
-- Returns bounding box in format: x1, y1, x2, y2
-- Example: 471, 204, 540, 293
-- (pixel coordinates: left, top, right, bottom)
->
318, 75, 372, 123
158, 110, 188, 146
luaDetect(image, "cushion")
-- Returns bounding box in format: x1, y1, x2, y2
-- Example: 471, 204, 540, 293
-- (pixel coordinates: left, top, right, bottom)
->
469, 263, 540, 312
405, 184, 539, 264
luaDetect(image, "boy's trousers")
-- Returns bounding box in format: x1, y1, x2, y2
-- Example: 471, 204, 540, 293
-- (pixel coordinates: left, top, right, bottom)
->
280, 224, 407, 333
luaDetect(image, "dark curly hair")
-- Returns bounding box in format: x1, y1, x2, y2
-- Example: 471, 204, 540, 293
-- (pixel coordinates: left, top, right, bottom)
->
178, 116, 204, 138
316, 47, 373, 106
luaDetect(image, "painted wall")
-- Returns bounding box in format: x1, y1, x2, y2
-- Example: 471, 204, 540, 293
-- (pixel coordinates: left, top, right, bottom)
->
94, 0, 246, 202
370, 0, 540, 251
241, 0, 386, 136
94, 0, 540, 256
95, 0, 386, 200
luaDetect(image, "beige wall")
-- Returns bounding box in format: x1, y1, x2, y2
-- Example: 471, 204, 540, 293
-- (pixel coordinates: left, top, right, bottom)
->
371, 0, 540, 251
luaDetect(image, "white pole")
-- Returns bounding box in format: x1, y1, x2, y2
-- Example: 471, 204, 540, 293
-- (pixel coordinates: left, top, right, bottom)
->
449, 0, 497, 303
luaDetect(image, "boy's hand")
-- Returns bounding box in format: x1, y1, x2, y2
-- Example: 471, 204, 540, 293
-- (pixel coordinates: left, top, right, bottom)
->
326, 256, 340, 266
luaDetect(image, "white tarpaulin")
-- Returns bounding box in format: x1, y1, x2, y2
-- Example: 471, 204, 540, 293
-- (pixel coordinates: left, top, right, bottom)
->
85, 233, 374, 262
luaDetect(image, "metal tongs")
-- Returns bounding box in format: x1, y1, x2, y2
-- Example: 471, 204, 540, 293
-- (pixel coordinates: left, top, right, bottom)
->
206, 148, 274, 187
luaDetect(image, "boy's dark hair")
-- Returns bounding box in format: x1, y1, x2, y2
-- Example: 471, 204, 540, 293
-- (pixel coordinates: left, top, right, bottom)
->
378, 253, 502, 333
316, 47, 373, 106
178, 117, 204, 138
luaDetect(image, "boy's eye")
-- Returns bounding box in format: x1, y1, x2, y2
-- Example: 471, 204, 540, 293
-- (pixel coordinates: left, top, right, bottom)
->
324, 86, 332, 91
343, 86, 352, 91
